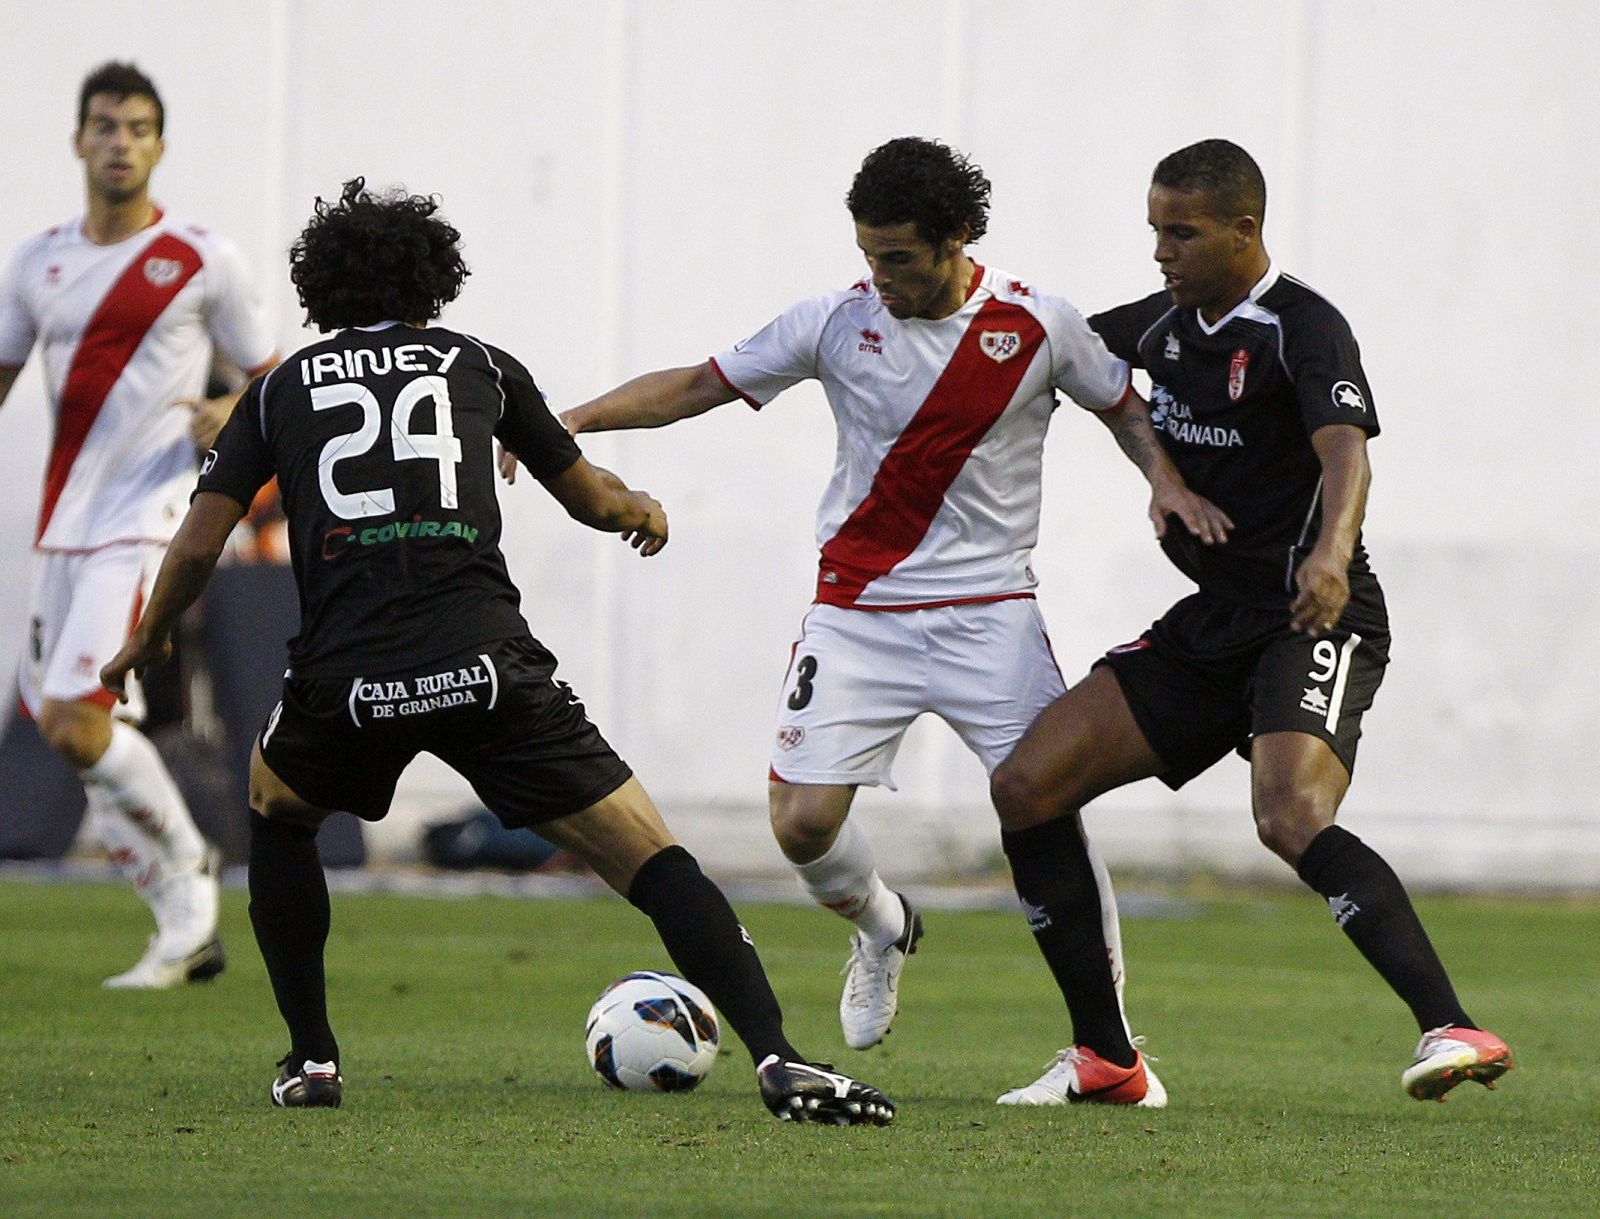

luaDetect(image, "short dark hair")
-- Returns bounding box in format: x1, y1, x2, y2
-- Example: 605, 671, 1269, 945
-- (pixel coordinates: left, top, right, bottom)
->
1152, 139, 1267, 224
846, 137, 991, 247
78, 61, 164, 134
289, 179, 470, 331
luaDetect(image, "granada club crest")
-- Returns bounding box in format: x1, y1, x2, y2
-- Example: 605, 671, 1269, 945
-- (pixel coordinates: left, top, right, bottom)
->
1228, 347, 1250, 401
980, 330, 1021, 363
143, 257, 183, 287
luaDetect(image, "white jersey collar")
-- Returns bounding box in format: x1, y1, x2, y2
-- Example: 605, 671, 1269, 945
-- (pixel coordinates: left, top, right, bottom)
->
1196, 263, 1280, 336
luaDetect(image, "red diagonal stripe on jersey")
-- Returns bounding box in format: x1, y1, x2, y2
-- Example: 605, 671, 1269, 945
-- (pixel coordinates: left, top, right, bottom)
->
36, 232, 204, 542
816, 299, 1044, 606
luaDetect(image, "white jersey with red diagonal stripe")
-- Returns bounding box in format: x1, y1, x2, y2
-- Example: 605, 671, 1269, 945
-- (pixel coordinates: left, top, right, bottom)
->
0, 211, 276, 551
710, 265, 1131, 608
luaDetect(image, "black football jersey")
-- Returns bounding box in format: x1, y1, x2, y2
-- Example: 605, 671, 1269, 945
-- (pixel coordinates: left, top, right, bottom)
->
198, 323, 581, 677
1091, 269, 1380, 609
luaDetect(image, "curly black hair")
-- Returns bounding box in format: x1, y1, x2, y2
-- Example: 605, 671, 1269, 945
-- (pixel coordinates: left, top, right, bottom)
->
1152, 139, 1267, 224
846, 137, 990, 247
289, 179, 470, 331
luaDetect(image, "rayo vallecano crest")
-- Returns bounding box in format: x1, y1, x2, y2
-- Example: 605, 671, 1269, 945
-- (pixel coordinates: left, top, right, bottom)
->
979, 330, 1021, 363
143, 257, 184, 287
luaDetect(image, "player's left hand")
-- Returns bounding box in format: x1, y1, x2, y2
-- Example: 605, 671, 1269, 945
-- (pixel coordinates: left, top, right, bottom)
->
100, 634, 172, 704
497, 442, 520, 484
1290, 549, 1350, 636
622, 492, 668, 557
1149, 478, 1233, 546
181, 396, 235, 449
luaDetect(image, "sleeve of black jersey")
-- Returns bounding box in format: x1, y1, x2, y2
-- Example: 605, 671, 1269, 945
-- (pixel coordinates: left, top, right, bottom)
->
1087, 291, 1169, 368
1281, 298, 1381, 438
484, 343, 582, 480
194, 376, 274, 509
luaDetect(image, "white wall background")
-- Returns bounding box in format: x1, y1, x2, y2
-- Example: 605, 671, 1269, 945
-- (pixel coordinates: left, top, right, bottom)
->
1, 0, 1595, 888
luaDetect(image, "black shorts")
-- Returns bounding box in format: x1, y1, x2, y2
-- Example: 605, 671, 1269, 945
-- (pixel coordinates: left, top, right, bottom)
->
1096, 588, 1390, 789
258, 636, 633, 826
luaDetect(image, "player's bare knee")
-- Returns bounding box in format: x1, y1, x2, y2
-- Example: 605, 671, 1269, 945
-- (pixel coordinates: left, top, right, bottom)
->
769, 802, 832, 861
251, 787, 326, 830
768, 787, 848, 863
1251, 786, 1334, 863
36, 704, 109, 770
990, 757, 1073, 832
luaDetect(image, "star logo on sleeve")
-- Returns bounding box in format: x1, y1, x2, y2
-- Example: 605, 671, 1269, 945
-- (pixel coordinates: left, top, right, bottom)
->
1332, 380, 1367, 412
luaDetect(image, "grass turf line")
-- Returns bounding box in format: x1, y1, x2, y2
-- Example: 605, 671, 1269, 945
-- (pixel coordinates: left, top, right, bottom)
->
0, 879, 1594, 1217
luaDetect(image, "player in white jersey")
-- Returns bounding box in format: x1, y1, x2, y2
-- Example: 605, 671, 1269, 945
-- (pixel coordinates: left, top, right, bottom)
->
528, 139, 1232, 1104
0, 63, 278, 988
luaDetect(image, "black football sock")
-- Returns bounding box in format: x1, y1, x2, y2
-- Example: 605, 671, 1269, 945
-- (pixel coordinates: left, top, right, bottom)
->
248, 812, 339, 1066
627, 846, 798, 1067
1002, 817, 1136, 1068
1295, 825, 1473, 1032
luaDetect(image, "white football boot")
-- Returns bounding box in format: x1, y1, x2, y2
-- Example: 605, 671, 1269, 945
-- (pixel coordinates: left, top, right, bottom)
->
839, 893, 923, 1050
997, 1038, 1167, 1108
1402, 1026, 1513, 1101
104, 848, 226, 989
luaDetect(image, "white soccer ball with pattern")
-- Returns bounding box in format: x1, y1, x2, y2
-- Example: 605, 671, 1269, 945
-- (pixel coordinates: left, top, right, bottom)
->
584, 971, 720, 1092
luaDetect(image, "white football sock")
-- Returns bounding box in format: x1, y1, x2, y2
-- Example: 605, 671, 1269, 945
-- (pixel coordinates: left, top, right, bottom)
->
87, 788, 163, 894
792, 819, 905, 947
1081, 815, 1130, 1025
81, 720, 207, 879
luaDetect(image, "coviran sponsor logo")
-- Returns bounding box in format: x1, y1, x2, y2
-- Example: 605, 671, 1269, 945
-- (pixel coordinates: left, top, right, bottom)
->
322, 518, 479, 559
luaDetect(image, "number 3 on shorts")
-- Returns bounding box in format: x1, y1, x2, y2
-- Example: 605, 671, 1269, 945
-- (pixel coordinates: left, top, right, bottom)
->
787, 655, 818, 711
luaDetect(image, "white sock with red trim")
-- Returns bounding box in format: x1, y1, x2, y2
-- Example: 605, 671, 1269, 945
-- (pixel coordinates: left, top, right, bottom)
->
87, 788, 163, 894
792, 819, 906, 947
82, 720, 207, 883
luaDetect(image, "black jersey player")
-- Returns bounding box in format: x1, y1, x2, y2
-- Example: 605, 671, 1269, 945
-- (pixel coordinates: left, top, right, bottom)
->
100, 180, 893, 1126
988, 141, 1510, 1104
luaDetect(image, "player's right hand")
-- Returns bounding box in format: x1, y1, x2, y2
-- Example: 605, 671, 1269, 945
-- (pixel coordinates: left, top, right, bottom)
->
1149, 481, 1233, 546
99, 635, 172, 703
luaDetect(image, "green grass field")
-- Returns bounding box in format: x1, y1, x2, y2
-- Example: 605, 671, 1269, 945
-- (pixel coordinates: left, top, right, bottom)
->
1, 877, 1593, 1218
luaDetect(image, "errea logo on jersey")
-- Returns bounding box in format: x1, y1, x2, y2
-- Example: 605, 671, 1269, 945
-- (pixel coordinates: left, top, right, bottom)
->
143, 257, 184, 287
979, 331, 1021, 363
858, 328, 883, 354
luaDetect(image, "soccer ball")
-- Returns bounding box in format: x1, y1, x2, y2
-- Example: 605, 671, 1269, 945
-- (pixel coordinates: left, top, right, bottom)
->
584, 971, 720, 1092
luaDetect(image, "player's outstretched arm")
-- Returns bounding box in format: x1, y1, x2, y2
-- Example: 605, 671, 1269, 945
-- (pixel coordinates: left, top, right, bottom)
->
100, 491, 247, 700
562, 361, 737, 435
1290, 424, 1370, 635
1095, 391, 1234, 545
498, 362, 736, 484
539, 456, 668, 556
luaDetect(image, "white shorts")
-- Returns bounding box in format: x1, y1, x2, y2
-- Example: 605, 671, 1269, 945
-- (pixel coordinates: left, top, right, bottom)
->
768, 597, 1066, 787
19, 543, 161, 719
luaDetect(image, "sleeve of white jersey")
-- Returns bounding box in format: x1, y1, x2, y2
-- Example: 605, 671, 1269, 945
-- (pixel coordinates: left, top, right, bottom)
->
707, 294, 833, 408
0, 242, 38, 368
201, 236, 277, 375
1042, 293, 1131, 413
